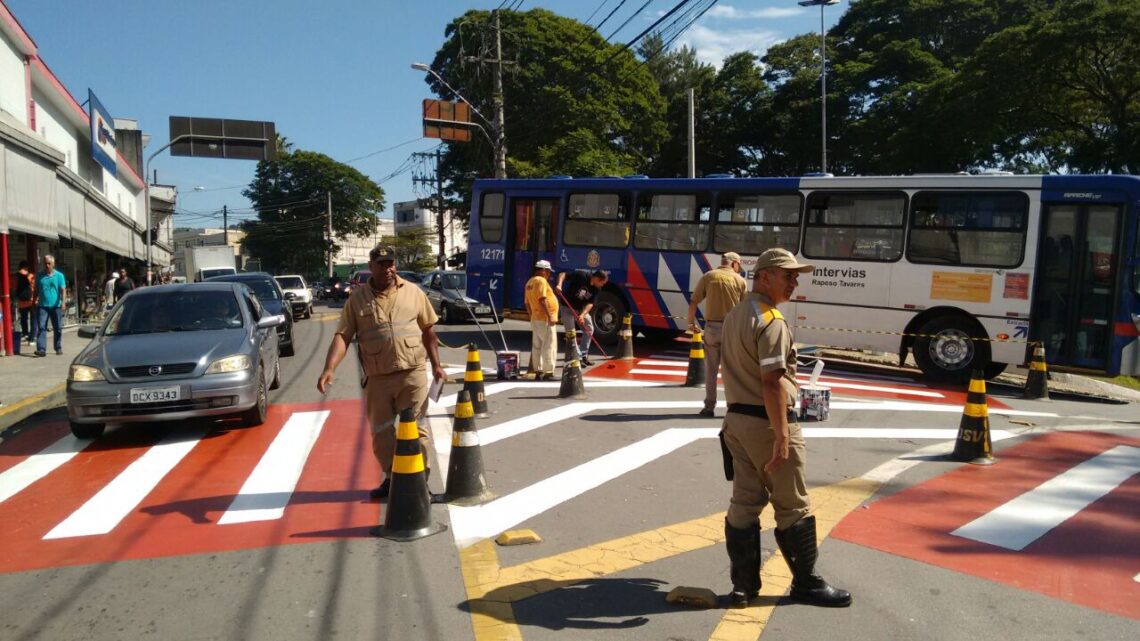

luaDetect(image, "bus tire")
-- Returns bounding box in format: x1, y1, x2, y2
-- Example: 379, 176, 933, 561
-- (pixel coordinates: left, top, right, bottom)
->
913, 315, 992, 382
592, 291, 627, 346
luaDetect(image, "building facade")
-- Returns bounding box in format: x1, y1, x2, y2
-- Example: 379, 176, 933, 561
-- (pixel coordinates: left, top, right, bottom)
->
393, 200, 465, 267
326, 219, 395, 278
1, 2, 173, 352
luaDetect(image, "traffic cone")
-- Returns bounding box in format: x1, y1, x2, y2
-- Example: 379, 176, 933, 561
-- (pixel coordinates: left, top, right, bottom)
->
615, 313, 635, 360
371, 408, 448, 540
443, 390, 494, 505
1024, 343, 1050, 400
463, 343, 490, 418
684, 330, 706, 387
559, 331, 588, 400
951, 371, 995, 466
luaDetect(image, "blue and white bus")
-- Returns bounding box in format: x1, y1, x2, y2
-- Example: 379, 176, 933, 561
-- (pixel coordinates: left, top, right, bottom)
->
465, 174, 1140, 380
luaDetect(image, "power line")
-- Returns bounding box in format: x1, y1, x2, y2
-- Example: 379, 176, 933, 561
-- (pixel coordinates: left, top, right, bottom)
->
605, 0, 657, 42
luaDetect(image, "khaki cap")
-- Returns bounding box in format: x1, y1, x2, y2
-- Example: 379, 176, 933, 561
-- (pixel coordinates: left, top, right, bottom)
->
722, 251, 741, 263
369, 245, 396, 261
755, 247, 814, 273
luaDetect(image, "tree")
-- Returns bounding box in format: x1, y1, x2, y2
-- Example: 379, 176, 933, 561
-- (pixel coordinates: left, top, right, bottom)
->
425, 8, 668, 214
639, 35, 716, 177
383, 231, 435, 273
241, 136, 384, 275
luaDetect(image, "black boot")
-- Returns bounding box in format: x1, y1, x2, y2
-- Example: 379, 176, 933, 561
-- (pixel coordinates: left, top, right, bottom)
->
724, 519, 761, 607
370, 468, 430, 499
774, 515, 852, 607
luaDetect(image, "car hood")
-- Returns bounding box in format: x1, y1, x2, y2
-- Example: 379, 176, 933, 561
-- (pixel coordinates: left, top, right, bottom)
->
442, 289, 480, 305
79, 329, 251, 372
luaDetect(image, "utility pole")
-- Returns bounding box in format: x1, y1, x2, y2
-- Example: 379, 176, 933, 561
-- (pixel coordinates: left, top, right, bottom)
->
436, 148, 445, 269
491, 9, 507, 178
687, 88, 696, 178
326, 192, 334, 279
222, 205, 228, 246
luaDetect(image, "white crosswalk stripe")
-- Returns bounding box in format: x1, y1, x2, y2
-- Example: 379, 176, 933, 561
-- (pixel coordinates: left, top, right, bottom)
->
0, 435, 88, 504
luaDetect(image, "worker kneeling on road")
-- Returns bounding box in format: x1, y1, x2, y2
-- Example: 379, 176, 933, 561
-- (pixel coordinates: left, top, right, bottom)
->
317, 244, 447, 499
719, 248, 851, 608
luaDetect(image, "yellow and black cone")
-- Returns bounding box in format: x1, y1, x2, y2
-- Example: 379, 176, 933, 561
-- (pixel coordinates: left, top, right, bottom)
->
1025, 343, 1050, 400
559, 334, 588, 400
951, 371, 996, 466
462, 343, 490, 418
684, 330, 707, 387
443, 390, 494, 505
371, 408, 448, 540
616, 313, 635, 361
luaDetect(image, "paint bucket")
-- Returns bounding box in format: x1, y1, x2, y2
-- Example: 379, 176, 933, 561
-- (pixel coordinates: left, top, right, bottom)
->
496, 351, 519, 380
797, 385, 831, 422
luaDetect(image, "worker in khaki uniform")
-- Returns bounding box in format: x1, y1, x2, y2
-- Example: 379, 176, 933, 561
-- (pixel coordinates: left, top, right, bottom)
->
718, 247, 851, 608
525, 259, 559, 380
317, 245, 447, 499
687, 251, 747, 417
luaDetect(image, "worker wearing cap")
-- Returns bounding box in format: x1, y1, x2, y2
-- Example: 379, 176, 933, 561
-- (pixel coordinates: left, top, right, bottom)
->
317, 244, 447, 499
687, 251, 747, 417
717, 247, 851, 608
525, 259, 559, 380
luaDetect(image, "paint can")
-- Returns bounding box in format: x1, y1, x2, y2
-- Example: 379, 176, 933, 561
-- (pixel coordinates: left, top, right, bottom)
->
496, 351, 519, 380
797, 385, 831, 422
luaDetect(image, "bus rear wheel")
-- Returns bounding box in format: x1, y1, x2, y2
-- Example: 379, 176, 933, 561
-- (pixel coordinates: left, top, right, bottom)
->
591, 292, 626, 346
913, 315, 991, 383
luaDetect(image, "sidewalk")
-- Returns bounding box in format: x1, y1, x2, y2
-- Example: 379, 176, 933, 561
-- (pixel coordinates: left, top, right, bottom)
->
0, 325, 79, 432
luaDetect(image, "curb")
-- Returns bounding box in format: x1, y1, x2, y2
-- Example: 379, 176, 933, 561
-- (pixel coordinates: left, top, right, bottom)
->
0, 383, 66, 432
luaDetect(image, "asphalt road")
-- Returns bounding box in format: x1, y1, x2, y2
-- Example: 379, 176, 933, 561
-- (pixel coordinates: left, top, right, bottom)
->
1, 299, 1137, 641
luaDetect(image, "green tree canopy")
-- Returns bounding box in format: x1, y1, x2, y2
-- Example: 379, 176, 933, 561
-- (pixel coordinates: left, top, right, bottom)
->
241, 137, 384, 276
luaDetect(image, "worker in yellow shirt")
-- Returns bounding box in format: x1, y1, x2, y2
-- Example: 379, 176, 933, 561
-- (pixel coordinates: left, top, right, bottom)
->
525, 259, 559, 380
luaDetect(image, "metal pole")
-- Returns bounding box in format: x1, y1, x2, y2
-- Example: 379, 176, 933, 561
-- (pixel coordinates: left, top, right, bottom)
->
492, 9, 507, 178
436, 148, 445, 269
222, 205, 228, 246
326, 192, 334, 279
687, 88, 696, 178
820, 3, 827, 174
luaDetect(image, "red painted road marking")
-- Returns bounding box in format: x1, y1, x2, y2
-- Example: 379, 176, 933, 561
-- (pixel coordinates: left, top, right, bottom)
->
0, 400, 387, 574
833, 431, 1140, 620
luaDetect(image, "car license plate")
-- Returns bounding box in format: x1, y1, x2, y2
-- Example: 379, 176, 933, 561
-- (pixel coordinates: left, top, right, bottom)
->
130, 386, 181, 403
475, 306, 491, 314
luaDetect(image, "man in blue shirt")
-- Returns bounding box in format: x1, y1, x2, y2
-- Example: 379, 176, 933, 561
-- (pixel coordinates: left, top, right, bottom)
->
33, 254, 68, 357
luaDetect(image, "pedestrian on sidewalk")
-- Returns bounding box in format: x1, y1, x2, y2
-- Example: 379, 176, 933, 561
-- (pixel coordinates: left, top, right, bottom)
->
33, 254, 68, 357
524, 260, 559, 380
316, 244, 446, 500
687, 251, 747, 417
555, 268, 608, 366
718, 247, 850, 609
113, 268, 135, 302
13, 260, 36, 345
103, 271, 118, 310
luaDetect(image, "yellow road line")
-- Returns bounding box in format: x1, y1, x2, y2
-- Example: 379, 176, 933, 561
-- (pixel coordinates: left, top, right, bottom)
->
0, 383, 65, 419
458, 477, 882, 641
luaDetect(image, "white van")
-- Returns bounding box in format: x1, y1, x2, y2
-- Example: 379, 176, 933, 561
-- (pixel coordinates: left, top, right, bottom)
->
274, 274, 313, 319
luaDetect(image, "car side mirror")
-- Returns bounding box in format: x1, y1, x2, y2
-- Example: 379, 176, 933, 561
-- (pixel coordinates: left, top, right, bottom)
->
78, 325, 99, 339
284, 292, 296, 300
257, 315, 285, 329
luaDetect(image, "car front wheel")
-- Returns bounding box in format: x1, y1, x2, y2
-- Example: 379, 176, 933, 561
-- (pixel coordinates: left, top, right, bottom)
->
70, 421, 105, 439
240, 368, 268, 427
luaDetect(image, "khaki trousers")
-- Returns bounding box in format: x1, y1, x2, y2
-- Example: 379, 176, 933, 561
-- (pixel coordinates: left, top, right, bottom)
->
530, 319, 557, 375
722, 411, 810, 531
364, 367, 432, 475
703, 321, 723, 411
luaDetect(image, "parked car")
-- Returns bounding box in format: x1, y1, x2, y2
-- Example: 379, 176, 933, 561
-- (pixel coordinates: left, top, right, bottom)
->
206, 272, 295, 357
421, 270, 494, 324
66, 283, 285, 439
274, 274, 313, 319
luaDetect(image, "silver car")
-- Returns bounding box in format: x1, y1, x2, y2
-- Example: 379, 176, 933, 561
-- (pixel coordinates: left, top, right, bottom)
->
66, 283, 285, 439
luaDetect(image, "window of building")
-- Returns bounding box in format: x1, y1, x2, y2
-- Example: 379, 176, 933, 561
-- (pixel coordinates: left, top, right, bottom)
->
634, 193, 711, 251
908, 192, 1028, 267
479, 193, 504, 243
714, 193, 802, 255
563, 193, 629, 248
803, 192, 906, 261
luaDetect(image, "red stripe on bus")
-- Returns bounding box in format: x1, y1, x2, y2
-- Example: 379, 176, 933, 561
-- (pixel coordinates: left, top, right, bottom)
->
625, 253, 668, 328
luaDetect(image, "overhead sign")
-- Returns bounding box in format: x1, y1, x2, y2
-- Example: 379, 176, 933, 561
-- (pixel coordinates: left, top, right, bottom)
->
88, 89, 117, 176
422, 99, 472, 142
168, 117, 277, 161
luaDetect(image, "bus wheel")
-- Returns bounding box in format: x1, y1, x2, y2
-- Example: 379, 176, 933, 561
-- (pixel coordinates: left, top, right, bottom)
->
592, 292, 626, 345
914, 315, 991, 382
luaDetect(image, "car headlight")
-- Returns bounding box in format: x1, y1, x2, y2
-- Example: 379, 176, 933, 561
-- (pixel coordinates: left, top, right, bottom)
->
69, 365, 105, 382
206, 355, 252, 374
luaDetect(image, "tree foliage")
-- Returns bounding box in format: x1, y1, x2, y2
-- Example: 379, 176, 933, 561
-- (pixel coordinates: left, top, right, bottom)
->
382, 231, 435, 273
241, 137, 384, 276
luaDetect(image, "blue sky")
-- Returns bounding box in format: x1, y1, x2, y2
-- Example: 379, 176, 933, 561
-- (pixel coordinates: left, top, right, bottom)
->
6, 1, 844, 228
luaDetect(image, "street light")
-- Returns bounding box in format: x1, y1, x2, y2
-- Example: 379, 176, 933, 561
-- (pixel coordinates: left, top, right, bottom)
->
410, 62, 506, 179
799, 0, 841, 174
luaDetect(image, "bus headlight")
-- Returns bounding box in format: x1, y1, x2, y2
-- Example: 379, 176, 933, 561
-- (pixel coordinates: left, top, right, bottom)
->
69, 365, 105, 382
206, 355, 252, 374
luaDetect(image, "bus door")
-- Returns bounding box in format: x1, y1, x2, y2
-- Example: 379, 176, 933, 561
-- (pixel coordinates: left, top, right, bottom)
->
1031, 203, 1122, 369
506, 197, 560, 311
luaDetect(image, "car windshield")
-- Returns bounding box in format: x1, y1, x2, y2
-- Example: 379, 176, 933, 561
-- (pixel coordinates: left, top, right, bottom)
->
276, 276, 304, 289
235, 278, 280, 301
105, 291, 243, 335
443, 274, 466, 290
